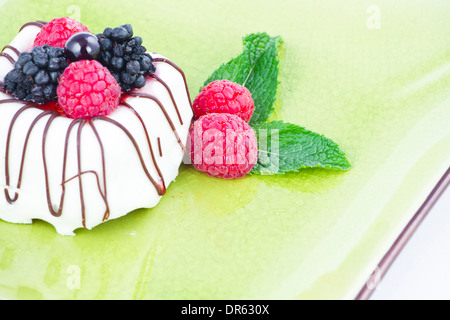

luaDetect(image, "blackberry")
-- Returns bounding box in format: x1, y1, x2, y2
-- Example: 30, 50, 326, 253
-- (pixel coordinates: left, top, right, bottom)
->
4, 45, 68, 104
96, 24, 155, 91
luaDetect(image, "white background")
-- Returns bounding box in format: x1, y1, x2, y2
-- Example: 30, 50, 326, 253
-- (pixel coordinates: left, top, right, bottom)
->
370, 184, 450, 300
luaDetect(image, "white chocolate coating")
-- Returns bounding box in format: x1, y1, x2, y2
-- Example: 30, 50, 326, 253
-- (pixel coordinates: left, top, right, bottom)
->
0, 23, 193, 235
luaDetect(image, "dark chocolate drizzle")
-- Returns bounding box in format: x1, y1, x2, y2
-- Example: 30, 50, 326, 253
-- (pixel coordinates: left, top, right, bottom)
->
157, 137, 163, 157
0, 52, 16, 65
150, 73, 184, 125
152, 57, 194, 113
0, 22, 191, 228
43, 118, 81, 217
120, 99, 166, 192
92, 115, 166, 196
0, 21, 46, 88
0, 55, 190, 227
76, 119, 87, 226
2, 45, 20, 57
0, 45, 20, 66
19, 21, 47, 32
89, 121, 110, 221
126, 92, 185, 151
3, 102, 30, 203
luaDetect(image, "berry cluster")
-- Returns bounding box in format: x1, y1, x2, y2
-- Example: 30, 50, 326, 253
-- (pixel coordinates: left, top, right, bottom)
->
190, 80, 258, 179
4, 45, 68, 104
96, 24, 155, 91
4, 17, 157, 119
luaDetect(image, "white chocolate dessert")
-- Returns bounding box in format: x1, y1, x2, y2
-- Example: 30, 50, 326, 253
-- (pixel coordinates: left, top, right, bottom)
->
0, 21, 193, 235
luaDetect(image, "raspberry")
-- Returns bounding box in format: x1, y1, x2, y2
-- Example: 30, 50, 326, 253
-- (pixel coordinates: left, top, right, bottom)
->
193, 80, 254, 122
33, 17, 90, 48
190, 113, 258, 179
57, 60, 121, 119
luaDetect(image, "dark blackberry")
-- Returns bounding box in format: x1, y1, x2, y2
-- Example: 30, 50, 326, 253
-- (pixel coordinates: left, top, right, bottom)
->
96, 24, 155, 91
111, 26, 129, 42
4, 45, 68, 104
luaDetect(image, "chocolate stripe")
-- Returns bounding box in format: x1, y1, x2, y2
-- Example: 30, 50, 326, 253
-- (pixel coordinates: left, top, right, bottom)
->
150, 73, 184, 125
0, 52, 16, 65
2, 45, 20, 57
76, 119, 87, 227
157, 137, 163, 157
126, 92, 185, 151
121, 100, 166, 193
4, 103, 37, 203
44, 119, 83, 217
89, 121, 110, 221
0, 50, 188, 229
152, 57, 194, 112
19, 21, 46, 32
93, 116, 166, 196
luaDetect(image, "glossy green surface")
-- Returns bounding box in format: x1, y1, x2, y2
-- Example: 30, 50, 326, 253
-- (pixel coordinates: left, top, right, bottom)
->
0, 0, 449, 299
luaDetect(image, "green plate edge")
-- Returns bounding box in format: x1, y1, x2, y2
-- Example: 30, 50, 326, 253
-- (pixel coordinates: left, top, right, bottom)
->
0, 0, 449, 300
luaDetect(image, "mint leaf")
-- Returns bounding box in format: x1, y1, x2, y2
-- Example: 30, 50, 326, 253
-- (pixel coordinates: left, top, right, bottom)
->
251, 121, 351, 175
245, 37, 281, 126
201, 32, 352, 175
203, 33, 283, 126
202, 54, 247, 86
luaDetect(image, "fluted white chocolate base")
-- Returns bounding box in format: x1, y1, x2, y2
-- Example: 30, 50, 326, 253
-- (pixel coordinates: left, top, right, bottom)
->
0, 24, 193, 235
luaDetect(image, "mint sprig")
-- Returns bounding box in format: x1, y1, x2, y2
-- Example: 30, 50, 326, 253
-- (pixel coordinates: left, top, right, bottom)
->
201, 32, 351, 175
251, 121, 351, 175
204, 33, 282, 127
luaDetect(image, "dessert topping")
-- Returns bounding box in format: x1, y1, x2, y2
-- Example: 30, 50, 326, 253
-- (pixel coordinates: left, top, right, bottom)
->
4, 45, 69, 104
64, 32, 101, 62
56, 60, 121, 119
33, 17, 90, 48
96, 24, 155, 92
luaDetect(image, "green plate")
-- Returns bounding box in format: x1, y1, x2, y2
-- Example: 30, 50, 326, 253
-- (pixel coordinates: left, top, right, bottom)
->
0, 0, 449, 300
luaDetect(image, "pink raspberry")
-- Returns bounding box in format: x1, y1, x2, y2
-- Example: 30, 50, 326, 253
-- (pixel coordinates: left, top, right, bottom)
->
33, 17, 90, 48
57, 60, 121, 119
193, 80, 254, 122
190, 113, 258, 179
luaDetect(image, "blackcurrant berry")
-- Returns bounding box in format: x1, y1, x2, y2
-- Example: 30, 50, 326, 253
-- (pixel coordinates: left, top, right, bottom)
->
65, 32, 101, 62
